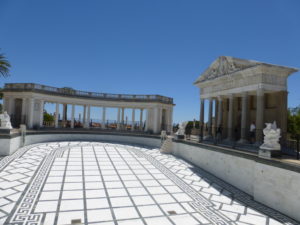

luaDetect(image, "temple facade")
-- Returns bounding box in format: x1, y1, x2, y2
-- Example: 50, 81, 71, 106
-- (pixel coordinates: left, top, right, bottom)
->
1, 83, 174, 134
194, 56, 298, 145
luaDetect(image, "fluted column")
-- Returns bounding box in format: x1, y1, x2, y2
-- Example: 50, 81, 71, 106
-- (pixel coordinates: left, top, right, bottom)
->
227, 94, 234, 141
199, 99, 205, 142
256, 89, 265, 145
71, 104, 75, 128
239, 92, 249, 143
102, 107, 106, 129
55, 103, 59, 128
39, 100, 44, 128
131, 109, 135, 131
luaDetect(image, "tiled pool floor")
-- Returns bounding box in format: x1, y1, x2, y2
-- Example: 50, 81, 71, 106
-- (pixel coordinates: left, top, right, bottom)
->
0, 142, 297, 225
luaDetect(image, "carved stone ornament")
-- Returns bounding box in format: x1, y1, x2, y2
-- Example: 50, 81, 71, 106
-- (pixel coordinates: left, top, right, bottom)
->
260, 121, 281, 151
0, 111, 13, 129
194, 56, 260, 84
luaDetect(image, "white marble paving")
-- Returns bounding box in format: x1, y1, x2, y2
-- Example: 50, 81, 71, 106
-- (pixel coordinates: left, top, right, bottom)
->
0, 141, 298, 225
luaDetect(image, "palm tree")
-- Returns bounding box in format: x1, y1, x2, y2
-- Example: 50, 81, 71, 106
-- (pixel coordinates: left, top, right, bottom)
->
0, 52, 11, 77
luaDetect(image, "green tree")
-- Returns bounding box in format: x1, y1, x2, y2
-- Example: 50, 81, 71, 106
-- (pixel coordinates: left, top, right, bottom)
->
185, 120, 200, 134
288, 106, 300, 139
0, 52, 11, 77
44, 112, 55, 122
0, 51, 10, 112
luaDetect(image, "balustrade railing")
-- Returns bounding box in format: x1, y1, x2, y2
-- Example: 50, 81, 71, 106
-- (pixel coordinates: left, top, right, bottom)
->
3, 83, 173, 104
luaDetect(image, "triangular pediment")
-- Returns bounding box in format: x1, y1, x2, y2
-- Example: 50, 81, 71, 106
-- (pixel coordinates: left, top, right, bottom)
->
194, 56, 261, 84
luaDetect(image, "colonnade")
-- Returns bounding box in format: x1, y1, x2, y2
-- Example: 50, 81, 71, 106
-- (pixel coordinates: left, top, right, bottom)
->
50, 103, 146, 131
199, 88, 266, 144
3, 97, 173, 133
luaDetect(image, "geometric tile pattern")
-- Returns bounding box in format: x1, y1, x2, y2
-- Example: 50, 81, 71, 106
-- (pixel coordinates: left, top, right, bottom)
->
0, 141, 298, 225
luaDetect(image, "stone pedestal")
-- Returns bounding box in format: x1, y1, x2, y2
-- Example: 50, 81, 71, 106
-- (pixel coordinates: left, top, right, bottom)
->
0, 128, 13, 134
160, 136, 173, 154
259, 149, 281, 159
176, 135, 185, 140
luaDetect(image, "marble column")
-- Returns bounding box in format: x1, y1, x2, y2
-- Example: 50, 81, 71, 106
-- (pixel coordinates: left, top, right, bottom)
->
55, 103, 59, 128
28, 98, 34, 129
139, 109, 143, 131
39, 100, 44, 128
7, 97, 14, 116
214, 99, 218, 135
86, 105, 91, 128
117, 108, 121, 130
145, 109, 149, 131
71, 104, 75, 128
256, 89, 265, 145
279, 91, 288, 145
227, 94, 234, 141
102, 107, 106, 129
131, 109, 135, 131
207, 98, 213, 137
217, 97, 223, 127
21, 98, 27, 124
83, 105, 86, 125
239, 92, 248, 143
121, 108, 125, 123
2, 97, 7, 113
169, 108, 173, 133
153, 107, 160, 133
199, 99, 205, 141
121, 108, 125, 130
63, 104, 67, 121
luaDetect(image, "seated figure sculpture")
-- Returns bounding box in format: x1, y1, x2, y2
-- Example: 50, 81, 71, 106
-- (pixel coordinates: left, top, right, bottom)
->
0, 111, 13, 129
175, 121, 187, 136
260, 121, 281, 150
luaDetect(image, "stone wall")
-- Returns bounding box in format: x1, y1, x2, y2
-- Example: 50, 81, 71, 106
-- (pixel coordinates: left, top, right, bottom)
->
172, 141, 300, 222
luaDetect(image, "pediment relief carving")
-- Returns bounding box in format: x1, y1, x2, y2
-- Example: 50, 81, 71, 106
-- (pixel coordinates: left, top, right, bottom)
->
195, 56, 260, 84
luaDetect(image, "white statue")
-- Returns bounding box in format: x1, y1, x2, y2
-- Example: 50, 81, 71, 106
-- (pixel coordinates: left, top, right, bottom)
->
0, 111, 13, 129
175, 121, 188, 136
260, 121, 281, 150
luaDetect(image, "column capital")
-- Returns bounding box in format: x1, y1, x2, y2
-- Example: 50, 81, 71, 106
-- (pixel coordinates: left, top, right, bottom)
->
257, 88, 265, 96
241, 91, 249, 97
227, 93, 234, 99
217, 96, 224, 101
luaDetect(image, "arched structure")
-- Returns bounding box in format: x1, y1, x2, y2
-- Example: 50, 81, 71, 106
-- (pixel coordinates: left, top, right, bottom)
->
2, 83, 174, 133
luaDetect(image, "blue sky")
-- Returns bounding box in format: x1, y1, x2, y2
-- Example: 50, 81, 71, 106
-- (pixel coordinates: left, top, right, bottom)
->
0, 0, 299, 123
